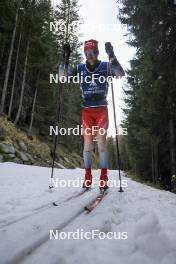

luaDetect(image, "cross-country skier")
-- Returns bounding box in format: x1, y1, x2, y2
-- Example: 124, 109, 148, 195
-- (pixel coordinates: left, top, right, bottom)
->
59, 39, 125, 190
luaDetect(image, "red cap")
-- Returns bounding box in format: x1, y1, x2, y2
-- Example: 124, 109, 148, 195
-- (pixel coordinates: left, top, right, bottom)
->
84, 39, 99, 52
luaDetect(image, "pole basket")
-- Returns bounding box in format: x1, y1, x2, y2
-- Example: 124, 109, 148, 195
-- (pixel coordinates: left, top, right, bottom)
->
119, 186, 124, 192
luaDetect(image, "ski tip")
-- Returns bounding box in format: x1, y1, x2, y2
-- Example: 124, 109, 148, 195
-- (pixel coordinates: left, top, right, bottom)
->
84, 206, 91, 212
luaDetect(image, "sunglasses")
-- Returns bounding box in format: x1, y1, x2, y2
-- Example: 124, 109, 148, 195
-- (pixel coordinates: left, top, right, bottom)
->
85, 49, 99, 58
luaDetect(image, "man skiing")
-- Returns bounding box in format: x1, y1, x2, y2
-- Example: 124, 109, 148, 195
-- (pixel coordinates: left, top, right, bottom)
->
59, 39, 125, 190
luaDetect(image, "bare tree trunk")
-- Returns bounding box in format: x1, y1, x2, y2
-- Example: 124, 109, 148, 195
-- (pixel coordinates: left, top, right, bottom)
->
0, 41, 5, 65
14, 40, 29, 125
151, 141, 155, 182
154, 142, 158, 183
169, 118, 176, 177
0, 11, 18, 114
28, 76, 39, 133
8, 32, 22, 118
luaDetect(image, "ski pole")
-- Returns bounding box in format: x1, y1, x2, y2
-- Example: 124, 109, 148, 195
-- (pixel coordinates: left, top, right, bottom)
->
105, 42, 124, 192
49, 0, 71, 189
49, 44, 71, 189
49, 74, 63, 188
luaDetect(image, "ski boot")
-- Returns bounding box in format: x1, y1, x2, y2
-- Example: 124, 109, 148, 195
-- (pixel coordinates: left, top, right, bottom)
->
83, 168, 92, 189
99, 168, 109, 191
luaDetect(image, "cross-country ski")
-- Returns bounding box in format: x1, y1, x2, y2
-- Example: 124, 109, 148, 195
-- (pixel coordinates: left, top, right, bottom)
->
84, 189, 108, 213
52, 187, 91, 206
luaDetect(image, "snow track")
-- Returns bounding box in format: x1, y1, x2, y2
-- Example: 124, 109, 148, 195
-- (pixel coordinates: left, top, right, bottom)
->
0, 188, 102, 264
1, 163, 176, 264
3, 209, 84, 264
0, 189, 91, 229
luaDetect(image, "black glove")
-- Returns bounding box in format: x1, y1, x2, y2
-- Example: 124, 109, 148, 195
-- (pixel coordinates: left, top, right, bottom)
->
63, 43, 71, 65
105, 42, 114, 58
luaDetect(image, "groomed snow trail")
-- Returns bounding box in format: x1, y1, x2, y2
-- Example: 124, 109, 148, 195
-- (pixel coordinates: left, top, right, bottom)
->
0, 163, 176, 264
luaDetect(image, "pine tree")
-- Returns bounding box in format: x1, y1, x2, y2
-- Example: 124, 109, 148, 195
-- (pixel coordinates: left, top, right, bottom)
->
0, 0, 83, 160
118, 0, 176, 188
